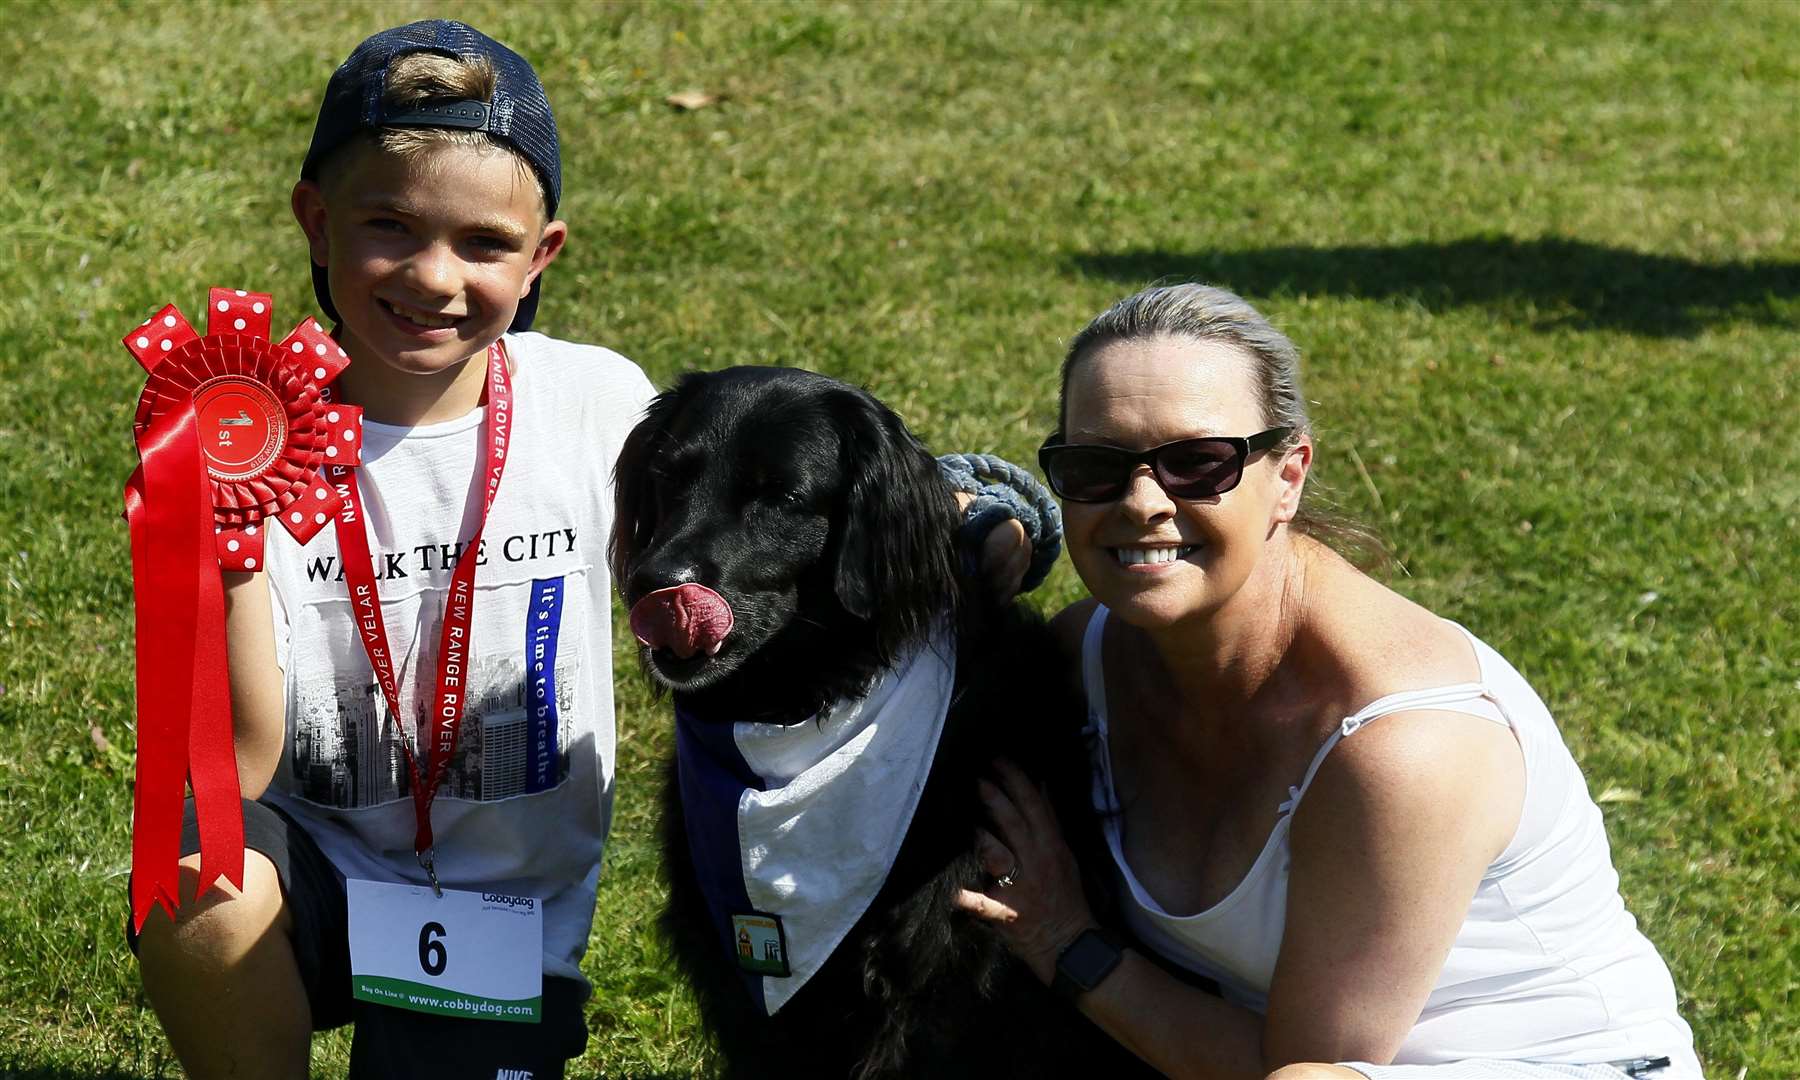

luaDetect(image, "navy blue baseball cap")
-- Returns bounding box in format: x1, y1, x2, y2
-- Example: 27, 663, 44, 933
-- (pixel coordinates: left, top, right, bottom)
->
301, 20, 561, 333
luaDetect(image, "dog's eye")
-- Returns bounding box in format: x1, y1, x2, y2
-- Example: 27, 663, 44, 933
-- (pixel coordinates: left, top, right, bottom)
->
749, 473, 807, 509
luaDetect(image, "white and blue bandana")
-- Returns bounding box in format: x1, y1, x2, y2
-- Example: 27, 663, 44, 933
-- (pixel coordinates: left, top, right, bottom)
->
676, 632, 956, 1015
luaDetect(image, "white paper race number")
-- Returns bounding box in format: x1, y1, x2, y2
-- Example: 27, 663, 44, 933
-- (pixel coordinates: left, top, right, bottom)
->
347, 879, 543, 1023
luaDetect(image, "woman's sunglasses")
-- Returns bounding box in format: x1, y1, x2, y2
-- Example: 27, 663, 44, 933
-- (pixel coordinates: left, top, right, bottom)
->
1037, 428, 1292, 503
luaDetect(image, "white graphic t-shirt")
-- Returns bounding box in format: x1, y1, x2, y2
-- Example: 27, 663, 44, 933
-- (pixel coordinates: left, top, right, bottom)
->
260, 332, 654, 985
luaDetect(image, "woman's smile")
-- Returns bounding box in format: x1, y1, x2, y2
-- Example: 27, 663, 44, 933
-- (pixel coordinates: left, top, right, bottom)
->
1109, 544, 1201, 568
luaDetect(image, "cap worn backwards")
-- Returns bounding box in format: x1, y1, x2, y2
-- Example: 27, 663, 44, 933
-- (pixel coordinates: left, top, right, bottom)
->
301, 20, 561, 333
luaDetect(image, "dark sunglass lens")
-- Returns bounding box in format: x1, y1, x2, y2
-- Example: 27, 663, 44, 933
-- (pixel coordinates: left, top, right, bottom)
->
1157, 440, 1240, 497
1050, 448, 1128, 500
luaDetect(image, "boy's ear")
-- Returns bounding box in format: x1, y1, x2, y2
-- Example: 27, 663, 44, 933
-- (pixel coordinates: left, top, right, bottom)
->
291, 181, 331, 267
523, 219, 568, 297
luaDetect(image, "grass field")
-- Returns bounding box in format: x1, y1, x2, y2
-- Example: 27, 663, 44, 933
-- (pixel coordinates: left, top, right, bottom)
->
2, 0, 1795, 1076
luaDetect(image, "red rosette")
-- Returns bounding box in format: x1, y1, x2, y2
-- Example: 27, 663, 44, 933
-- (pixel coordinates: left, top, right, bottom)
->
121, 288, 363, 930
129, 290, 364, 566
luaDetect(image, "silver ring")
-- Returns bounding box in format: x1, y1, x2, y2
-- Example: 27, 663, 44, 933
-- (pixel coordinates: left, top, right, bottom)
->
996, 864, 1019, 888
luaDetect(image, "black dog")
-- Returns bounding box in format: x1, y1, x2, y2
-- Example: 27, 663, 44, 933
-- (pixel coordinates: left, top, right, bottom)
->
610, 367, 1141, 1078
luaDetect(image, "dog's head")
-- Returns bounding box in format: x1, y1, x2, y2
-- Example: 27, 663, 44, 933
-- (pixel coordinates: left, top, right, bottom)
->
610, 367, 959, 707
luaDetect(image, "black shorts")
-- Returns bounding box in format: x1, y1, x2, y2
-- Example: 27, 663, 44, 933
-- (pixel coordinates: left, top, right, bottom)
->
129, 798, 589, 1079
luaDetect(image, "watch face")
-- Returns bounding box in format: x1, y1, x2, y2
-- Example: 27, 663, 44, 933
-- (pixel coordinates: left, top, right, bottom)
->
1061, 930, 1121, 985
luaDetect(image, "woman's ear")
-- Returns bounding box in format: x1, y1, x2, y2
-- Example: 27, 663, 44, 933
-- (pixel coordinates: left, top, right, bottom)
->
291, 180, 331, 268
1271, 438, 1312, 526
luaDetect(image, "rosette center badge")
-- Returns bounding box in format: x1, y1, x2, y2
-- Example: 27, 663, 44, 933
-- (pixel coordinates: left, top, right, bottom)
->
197, 377, 287, 479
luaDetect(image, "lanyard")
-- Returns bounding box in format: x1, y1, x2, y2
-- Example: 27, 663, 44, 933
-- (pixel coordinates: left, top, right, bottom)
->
326, 341, 513, 892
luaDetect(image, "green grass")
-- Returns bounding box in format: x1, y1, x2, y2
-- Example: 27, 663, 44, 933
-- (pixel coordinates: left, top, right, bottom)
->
2, 0, 1795, 1075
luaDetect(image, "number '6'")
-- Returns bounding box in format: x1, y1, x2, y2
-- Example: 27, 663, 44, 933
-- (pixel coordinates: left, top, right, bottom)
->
419, 921, 448, 976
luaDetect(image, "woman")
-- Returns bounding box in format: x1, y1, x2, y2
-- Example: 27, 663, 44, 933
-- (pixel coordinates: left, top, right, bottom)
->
956, 284, 1700, 1079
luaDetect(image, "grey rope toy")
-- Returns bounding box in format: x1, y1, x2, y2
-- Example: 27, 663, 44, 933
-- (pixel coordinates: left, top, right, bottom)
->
937, 453, 1063, 594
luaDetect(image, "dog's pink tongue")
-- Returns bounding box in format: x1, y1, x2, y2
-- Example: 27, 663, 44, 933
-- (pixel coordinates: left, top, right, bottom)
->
629, 584, 734, 660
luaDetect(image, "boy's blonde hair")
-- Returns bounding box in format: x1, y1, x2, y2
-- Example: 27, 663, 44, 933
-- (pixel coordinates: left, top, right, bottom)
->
380, 52, 496, 148
339, 52, 547, 212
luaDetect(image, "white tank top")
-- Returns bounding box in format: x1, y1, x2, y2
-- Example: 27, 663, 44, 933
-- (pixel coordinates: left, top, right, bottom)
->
1081, 607, 1699, 1072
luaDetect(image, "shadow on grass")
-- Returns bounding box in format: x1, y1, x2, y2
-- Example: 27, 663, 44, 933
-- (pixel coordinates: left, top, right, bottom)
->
1070, 235, 1800, 337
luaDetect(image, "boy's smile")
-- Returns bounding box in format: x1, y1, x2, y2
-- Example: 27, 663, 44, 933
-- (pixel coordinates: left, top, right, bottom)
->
293, 139, 566, 424
377, 295, 463, 331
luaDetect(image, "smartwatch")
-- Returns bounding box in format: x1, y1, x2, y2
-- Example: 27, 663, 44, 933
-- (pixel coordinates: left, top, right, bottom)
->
1051, 927, 1125, 1002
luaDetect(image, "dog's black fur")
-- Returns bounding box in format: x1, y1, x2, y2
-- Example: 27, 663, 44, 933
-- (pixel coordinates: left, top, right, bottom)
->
611, 367, 1146, 1078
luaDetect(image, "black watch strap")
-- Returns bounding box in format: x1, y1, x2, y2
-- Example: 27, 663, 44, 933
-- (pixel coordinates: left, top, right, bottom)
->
1051, 927, 1125, 1002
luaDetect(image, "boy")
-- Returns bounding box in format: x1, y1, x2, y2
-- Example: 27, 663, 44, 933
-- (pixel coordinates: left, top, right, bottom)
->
132, 21, 653, 1079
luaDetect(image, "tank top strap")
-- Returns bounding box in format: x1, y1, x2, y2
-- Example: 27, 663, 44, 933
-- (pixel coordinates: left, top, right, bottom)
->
1080, 604, 1108, 720
1079, 605, 1123, 815
1080, 604, 1108, 712
1277, 682, 1493, 815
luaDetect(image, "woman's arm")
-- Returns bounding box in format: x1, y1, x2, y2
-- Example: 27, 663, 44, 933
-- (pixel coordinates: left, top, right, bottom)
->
957, 713, 1523, 1077
1059, 946, 1272, 1077
1264, 708, 1524, 1063
221, 570, 287, 798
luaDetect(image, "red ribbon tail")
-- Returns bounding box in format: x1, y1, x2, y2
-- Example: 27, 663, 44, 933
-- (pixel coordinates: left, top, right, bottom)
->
125, 452, 194, 933
190, 537, 243, 897
125, 401, 243, 928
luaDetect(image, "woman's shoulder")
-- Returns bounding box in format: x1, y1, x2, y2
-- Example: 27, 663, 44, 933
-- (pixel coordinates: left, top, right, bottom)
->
1293, 554, 1523, 856
1302, 551, 1479, 701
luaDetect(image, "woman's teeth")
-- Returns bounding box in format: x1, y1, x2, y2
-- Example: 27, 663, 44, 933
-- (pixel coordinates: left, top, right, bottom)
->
382, 300, 460, 329
1114, 545, 1198, 566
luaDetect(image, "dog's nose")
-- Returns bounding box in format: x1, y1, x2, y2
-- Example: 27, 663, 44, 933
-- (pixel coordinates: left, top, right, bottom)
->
630, 560, 704, 601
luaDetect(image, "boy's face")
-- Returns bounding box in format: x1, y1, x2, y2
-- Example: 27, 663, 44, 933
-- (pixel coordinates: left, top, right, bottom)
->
292, 139, 566, 382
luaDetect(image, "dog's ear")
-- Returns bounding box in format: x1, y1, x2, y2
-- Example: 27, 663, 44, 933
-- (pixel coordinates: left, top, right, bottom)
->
831, 388, 960, 662
609, 384, 686, 587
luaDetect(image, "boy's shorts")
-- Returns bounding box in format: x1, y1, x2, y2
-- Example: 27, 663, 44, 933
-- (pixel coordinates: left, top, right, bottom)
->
128, 798, 589, 1079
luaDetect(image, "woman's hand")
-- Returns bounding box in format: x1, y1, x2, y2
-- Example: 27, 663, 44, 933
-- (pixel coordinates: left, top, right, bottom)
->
953, 758, 1097, 985
953, 491, 1031, 601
